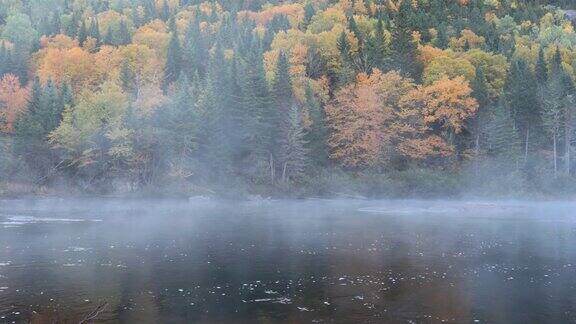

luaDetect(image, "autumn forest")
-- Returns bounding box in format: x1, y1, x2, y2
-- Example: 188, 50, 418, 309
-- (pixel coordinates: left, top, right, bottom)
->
1, 0, 576, 197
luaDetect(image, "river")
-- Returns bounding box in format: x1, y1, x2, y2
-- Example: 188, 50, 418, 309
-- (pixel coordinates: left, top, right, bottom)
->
0, 198, 575, 323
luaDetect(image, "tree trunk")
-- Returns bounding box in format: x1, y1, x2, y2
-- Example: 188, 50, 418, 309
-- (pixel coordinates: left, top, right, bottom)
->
553, 134, 557, 177
566, 117, 572, 175
269, 153, 275, 185
282, 162, 288, 183
524, 127, 530, 164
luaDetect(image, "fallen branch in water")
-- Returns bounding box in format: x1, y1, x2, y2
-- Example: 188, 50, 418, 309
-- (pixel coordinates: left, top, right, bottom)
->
78, 302, 107, 324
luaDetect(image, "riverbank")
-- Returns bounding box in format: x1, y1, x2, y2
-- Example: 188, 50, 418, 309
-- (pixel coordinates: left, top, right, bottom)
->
3, 167, 576, 200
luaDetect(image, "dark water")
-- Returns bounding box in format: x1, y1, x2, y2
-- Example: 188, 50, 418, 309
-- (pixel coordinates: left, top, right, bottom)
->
0, 199, 576, 323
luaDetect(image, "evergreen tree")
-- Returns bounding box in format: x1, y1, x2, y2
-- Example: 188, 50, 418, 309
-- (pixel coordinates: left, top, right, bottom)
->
304, 2, 315, 26
536, 46, 548, 84
119, 61, 135, 92
118, 20, 131, 45
487, 98, 520, 160
104, 26, 113, 45
239, 42, 274, 180
52, 12, 61, 35
391, 3, 421, 79
471, 68, 490, 152
540, 71, 566, 175
505, 57, 541, 161
336, 31, 355, 85
279, 105, 309, 182
304, 83, 328, 166
78, 20, 88, 45
89, 18, 101, 45
271, 52, 293, 116
163, 28, 182, 91
14, 78, 43, 140
157, 73, 197, 179
0, 43, 7, 77
161, 0, 170, 21
552, 46, 563, 74
131, 5, 142, 28
366, 16, 387, 72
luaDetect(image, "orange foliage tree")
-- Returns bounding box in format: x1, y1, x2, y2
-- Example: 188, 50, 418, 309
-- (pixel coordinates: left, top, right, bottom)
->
326, 69, 415, 170
0, 74, 29, 134
398, 76, 478, 158
238, 4, 304, 26
36, 46, 96, 90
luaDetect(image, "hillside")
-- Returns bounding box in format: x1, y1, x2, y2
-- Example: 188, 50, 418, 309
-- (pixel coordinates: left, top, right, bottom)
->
1, 0, 576, 197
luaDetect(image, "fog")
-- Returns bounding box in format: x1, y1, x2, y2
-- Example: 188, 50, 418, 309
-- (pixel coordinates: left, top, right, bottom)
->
0, 198, 576, 322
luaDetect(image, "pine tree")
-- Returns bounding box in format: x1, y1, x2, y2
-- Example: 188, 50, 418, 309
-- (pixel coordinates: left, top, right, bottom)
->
119, 61, 135, 92
60, 82, 73, 108
13, 79, 57, 181
143, 0, 156, 22
163, 28, 182, 91
304, 2, 315, 26
391, 3, 421, 79
0, 43, 7, 77
41, 80, 63, 133
487, 98, 520, 160
552, 46, 562, 74
78, 20, 88, 45
239, 41, 274, 180
336, 31, 355, 85
10, 45, 29, 85
161, 0, 170, 21
366, 16, 387, 72
279, 105, 309, 182
118, 21, 131, 45
435, 23, 449, 49
51, 12, 61, 35
104, 26, 114, 45
471, 68, 490, 152
14, 78, 43, 139
540, 72, 565, 175
158, 73, 197, 178
271, 52, 293, 115
89, 18, 101, 45
304, 83, 328, 166
505, 57, 541, 161
536, 46, 548, 84
131, 5, 142, 28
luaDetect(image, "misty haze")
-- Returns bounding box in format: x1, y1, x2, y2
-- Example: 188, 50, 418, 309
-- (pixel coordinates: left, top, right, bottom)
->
1, 198, 576, 323
2, 0, 576, 323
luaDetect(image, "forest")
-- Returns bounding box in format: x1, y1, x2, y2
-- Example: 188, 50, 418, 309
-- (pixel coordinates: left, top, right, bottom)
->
1, 0, 576, 197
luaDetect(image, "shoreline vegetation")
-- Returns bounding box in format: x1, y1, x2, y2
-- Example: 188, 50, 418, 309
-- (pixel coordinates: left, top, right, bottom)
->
2, 168, 575, 200
2, 1, 576, 198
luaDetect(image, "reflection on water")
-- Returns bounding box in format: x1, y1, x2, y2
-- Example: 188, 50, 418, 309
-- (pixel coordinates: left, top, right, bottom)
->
0, 199, 575, 323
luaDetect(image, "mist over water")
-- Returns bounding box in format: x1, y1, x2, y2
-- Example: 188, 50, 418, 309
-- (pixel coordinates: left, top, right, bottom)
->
0, 198, 574, 323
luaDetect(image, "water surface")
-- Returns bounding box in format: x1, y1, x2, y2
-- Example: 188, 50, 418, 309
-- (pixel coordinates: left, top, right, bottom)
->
0, 198, 575, 323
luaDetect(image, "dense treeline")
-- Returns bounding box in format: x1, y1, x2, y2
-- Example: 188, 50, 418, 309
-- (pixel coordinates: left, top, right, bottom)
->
1, 0, 576, 197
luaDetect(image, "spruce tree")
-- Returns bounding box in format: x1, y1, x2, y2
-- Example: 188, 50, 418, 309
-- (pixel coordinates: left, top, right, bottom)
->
536, 46, 548, 84
104, 26, 114, 45
391, 2, 421, 79
239, 41, 274, 180
304, 83, 328, 166
471, 68, 490, 152
487, 98, 520, 161
279, 105, 309, 182
336, 31, 355, 85
78, 20, 88, 45
89, 19, 101, 46
304, 2, 315, 26
118, 21, 131, 45
505, 57, 541, 160
161, 0, 170, 21
163, 28, 182, 91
